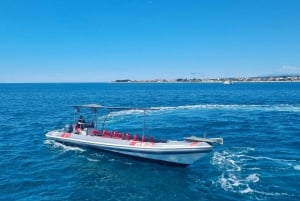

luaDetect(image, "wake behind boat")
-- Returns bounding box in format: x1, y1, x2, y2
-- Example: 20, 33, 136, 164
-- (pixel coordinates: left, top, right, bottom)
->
45, 104, 223, 166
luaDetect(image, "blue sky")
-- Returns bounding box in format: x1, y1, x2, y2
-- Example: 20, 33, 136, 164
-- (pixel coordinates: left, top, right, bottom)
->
0, 0, 299, 82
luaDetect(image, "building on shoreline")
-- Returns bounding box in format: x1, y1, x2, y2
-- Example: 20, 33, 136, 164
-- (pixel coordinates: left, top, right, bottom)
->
114, 75, 300, 83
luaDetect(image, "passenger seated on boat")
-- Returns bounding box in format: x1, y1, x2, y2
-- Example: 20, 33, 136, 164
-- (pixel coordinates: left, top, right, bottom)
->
133, 134, 139, 141
76, 115, 85, 129
123, 133, 131, 140
112, 131, 122, 139
74, 115, 85, 134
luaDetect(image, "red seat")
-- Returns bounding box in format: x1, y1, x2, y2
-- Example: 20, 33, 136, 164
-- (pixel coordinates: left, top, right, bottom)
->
133, 134, 139, 141
92, 129, 101, 135
102, 130, 112, 137
124, 133, 131, 140
113, 131, 122, 139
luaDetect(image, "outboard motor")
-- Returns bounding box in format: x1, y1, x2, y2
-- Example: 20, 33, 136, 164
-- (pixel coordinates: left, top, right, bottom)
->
64, 124, 73, 133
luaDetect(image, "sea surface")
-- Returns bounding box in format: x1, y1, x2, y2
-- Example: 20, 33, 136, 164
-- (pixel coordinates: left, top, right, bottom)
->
0, 83, 299, 201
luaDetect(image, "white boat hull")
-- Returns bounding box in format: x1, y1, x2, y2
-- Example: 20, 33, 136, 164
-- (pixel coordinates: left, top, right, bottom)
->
46, 130, 213, 166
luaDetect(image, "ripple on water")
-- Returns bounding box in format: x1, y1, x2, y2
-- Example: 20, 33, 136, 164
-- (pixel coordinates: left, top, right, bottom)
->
211, 147, 299, 200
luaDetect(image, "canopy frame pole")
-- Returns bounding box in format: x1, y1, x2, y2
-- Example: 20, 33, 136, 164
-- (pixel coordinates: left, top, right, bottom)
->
91, 107, 98, 128
101, 111, 111, 133
73, 106, 80, 124
143, 109, 146, 137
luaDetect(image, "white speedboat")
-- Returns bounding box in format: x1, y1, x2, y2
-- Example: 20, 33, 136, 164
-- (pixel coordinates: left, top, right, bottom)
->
223, 80, 233, 85
45, 104, 223, 166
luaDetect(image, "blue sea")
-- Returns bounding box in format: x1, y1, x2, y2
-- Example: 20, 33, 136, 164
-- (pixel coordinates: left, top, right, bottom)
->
0, 83, 299, 201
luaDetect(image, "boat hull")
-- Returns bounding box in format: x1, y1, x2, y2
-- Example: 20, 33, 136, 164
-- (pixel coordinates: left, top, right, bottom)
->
46, 130, 213, 166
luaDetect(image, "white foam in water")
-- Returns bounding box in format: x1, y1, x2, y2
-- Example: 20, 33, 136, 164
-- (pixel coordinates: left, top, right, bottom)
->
109, 109, 144, 117
212, 149, 261, 195
218, 172, 255, 194
246, 173, 260, 183
86, 157, 99, 162
212, 149, 297, 198
294, 165, 300, 171
44, 139, 53, 145
240, 187, 254, 194
147, 104, 300, 113
212, 151, 242, 172
45, 139, 85, 152
98, 104, 300, 123
242, 155, 297, 169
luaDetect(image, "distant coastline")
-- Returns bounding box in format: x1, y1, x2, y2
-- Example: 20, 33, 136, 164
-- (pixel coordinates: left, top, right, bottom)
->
114, 75, 300, 83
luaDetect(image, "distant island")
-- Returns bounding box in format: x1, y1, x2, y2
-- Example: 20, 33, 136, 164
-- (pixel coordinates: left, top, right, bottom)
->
114, 75, 300, 83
